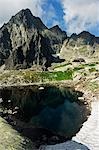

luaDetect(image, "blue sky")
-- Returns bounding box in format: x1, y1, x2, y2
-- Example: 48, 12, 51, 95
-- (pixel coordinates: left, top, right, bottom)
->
0, 0, 99, 36
42, 0, 66, 30
41, 0, 99, 36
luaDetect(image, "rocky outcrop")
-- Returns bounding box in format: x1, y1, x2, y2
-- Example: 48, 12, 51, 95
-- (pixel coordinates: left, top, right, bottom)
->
0, 9, 67, 70
5, 31, 54, 70
60, 31, 99, 62
0, 116, 35, 149
48, 25, 67, 53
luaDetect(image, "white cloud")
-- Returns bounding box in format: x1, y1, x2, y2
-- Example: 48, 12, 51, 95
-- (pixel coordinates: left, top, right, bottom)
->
43, 3, 56, 25
60, 0, 99, 34
0, 0, 46, 26
42, 3, 60, 28
1, 0, 98, 35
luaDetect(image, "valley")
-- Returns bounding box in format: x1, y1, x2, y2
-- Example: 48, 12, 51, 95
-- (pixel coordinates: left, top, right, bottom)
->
0, 8, 99, 150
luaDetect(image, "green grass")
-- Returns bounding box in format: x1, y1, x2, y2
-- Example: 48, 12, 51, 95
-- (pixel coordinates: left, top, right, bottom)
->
73, 66, 85, 71
0, 70, 73, 84
23, 70, 73, 83
88, 63, 96, 67
80, 63, 96, 67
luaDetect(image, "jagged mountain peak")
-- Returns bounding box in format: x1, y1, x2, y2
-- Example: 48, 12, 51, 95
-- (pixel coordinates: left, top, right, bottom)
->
9, 8, 33, 26
70, 33, 77, 40
70, 31, 95, 39
0, 8, 65, 69
69, 31, 99, 45
50, 25, 62, 32
1, 8, 98, 70
16, 8, 33, 17
50, 25, 66, 35
78, 31, 95, 39
49, 25, 67, 43
8, 8, 47, 30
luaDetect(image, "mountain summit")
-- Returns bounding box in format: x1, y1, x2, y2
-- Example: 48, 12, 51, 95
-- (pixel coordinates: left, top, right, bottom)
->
0, 9, 67, 69
0, 9, 99, 70
9, 9, 47, 30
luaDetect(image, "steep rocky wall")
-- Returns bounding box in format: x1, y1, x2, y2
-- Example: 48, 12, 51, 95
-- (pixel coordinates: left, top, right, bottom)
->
0, 9, 67, 69
0, 26, 12, 65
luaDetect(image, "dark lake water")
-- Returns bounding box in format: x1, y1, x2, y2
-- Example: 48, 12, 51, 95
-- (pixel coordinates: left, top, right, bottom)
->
31, 98, 87, 137
0, 85, 89, 140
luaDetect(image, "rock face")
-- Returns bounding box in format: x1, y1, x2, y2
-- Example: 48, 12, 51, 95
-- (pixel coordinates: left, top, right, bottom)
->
46, 25, 67, 53
0, 27, 11, 66
60, 31, 99, 62
0, 116, 35, 150
0, 9, 67, 69
0, 8, 99, 69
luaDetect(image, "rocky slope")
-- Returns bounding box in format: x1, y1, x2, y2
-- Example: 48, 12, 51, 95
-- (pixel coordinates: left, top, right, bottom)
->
0, 116, 36, 149
0, 9, 67, 70
60, 31, 99, 62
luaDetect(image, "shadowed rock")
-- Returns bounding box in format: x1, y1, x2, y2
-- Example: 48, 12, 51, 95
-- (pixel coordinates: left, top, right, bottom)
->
0, 9, 67, 70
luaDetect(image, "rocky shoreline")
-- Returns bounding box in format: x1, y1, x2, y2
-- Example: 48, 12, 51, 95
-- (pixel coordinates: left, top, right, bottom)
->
42, 94, 99, 150
0, 82, 92, 149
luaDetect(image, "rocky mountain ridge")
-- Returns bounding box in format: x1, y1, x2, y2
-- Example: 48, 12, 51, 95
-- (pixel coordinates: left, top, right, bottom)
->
60, 31, 99, 62
0, 8, 99, 70
0, 9, 66, 70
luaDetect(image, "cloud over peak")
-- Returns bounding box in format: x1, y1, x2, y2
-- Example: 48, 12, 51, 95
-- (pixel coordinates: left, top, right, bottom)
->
0, 0, 46, 26
61, 0, 99, 34
0, 0, 99, 36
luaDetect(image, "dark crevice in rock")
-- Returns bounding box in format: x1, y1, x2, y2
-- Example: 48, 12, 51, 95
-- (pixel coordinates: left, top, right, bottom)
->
0, 27, 12, 65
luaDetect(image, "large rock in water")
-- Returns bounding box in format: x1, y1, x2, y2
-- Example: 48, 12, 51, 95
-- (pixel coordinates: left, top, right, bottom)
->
60, 31, 99, 62
0, 9, 67, 69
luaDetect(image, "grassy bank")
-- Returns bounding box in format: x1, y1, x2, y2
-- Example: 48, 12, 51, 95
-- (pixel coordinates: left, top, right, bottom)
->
0, 70, 73, 85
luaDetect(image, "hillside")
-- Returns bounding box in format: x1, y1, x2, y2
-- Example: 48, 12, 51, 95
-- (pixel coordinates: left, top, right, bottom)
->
60, 31, 99, 62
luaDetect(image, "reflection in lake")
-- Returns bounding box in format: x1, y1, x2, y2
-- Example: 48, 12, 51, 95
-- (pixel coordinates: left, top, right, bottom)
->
31, 87, 88, 137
